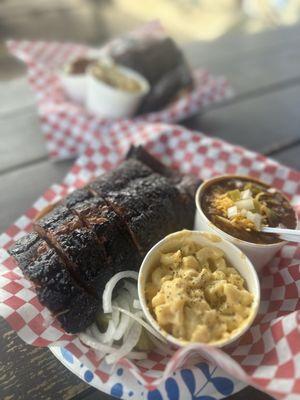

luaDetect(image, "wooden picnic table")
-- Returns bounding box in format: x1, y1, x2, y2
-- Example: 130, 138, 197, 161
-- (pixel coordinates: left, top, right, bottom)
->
1, 23, 300, 400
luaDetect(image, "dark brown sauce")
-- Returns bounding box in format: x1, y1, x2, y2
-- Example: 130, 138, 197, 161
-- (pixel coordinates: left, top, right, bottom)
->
201, 177, 296, 244
66, 57, 96, 75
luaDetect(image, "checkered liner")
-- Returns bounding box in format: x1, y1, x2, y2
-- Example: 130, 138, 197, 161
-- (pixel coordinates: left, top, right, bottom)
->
6, 21, 232, 160
1, 123, 300, 399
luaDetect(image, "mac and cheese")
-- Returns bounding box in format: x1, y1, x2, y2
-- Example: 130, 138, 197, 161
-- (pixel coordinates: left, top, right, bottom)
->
145, 242, 254, 344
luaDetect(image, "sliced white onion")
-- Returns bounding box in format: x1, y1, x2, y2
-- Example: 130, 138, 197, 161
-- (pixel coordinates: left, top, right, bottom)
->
113, 291, 132, 341
80, 332, 119, 353
241, 189, 252, 200
80, 331, 147, 360
133, 299, 142, 310
124, 280, 138, 299
227, 205, 237, 219
111, 301, 120, 328
80, 272, 169, 363
105, 322, 142, 364
102, 271, 138, 313
90, 322, 115, 345
253, 214, 262, 228
235, 198, 254, 211
113, 305, 167, 342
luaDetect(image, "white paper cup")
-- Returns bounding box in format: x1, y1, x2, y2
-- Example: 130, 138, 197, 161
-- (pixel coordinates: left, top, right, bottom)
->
59, 73, 87, 105
86, 65, 149, 119
58, 53, 104, 105
138, 230, 260, 349
194, 175, 297, 272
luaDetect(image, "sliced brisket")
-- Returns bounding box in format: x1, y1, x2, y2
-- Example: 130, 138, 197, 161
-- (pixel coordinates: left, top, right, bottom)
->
126, 145, 175, 179
61, 188, 93, 208
9, 234, 98, 333
112, 38, 193, 113
34, 205, 108, 294
104, 174, 186, 254
9, 146, 200, 333
72, 197, 142, 274
89, 159, 153, 196
53, 228, 109, 295
126, 145, 201, 229
9, 232, 40, 265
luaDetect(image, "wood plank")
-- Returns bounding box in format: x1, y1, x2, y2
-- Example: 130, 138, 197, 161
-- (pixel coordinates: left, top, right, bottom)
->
72, 388, 115, 400
185, 24, 300, 63
0, 79, 48, 172
0, 159, 72, 232
2, 71, 300, 174
0, 78, 35, 114
0, 0, 107, 44
229, 387, 274, 400
0, 53, 26, 81
184, 26, 300, 95
185, 84, 300, 155
268, 143, 300, 171
0, 108, 48, 173
0, 319, 89, 400
0, 0, 85, 17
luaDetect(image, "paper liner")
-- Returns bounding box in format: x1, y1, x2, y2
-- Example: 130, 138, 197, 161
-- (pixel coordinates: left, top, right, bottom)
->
1, 123, 300, 399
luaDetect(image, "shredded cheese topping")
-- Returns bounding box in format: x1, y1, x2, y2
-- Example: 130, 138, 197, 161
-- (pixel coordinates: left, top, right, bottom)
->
211, 186, 268, 231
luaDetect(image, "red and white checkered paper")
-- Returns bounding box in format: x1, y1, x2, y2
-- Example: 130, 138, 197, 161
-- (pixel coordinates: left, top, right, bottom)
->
6, 21, 232, 160
1, 123, 300, 399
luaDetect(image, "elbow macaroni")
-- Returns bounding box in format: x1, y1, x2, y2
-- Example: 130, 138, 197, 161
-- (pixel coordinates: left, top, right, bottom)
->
145, 243, 254, 344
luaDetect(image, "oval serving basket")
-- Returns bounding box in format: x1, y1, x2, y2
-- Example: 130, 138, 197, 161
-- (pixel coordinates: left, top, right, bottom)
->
0, 123, 300, 400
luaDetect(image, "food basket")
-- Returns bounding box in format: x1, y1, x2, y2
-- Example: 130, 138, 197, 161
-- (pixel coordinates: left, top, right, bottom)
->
0, 123, 299, 400
7, 21, 232, 160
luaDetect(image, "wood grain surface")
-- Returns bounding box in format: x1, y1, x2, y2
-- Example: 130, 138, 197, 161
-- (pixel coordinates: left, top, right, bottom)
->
0, 319, 87, 400
1, 23, 300, 400
197, 84, 300, 154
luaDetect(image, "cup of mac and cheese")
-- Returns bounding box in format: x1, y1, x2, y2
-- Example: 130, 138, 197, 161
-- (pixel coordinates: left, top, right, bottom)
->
138, 230, 260, 348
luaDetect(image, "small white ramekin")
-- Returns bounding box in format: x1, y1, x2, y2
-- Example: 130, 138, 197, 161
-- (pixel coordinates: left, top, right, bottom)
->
59, 72, 87, 105
195, 175, 297, 272
138, 229, 260, 348
58, 52, 104, 105
86, 64, 149, 119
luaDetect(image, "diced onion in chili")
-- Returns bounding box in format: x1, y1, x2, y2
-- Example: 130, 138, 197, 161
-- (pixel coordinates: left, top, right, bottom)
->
227, 205, 238, 219
235, 198, 255, 211
246, 211, 262, 230
241, 189, 252, 200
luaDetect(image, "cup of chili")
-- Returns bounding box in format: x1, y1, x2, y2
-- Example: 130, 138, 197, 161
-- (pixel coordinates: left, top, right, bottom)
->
195, 175, 297, 271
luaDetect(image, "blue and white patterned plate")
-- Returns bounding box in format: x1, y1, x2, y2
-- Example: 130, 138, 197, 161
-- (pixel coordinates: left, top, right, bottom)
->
49, 345, 246, 399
